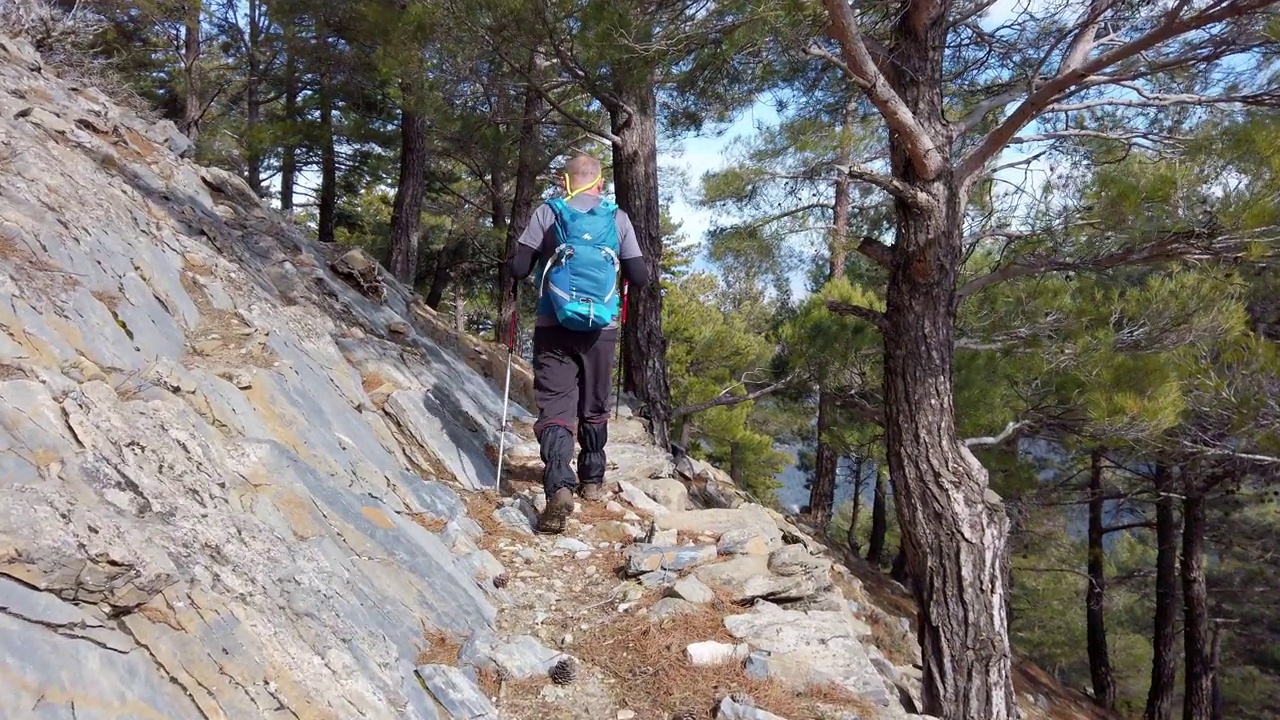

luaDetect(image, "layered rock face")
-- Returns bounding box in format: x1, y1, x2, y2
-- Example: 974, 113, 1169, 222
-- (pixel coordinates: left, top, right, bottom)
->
0, 34, 942, 720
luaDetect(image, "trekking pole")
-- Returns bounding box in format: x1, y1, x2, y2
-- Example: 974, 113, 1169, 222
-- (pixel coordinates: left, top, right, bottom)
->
495, 291, 518, 492
614, 281, 629, 419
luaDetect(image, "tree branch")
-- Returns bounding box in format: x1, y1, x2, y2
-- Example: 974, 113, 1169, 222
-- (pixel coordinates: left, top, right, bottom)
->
964, 420, 1029, 448
834, 162, 932, 207
671, 373, 795, 419
857, 236, 892, 269
957, 226, 1273, 298
821, 0, 946, 180
826, 300, 887, 329
957, 0, 1275, 184
1103, 520, 1156, 534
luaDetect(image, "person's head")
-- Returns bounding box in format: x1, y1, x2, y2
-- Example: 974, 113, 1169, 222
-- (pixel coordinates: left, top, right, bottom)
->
563, 154, 604, 197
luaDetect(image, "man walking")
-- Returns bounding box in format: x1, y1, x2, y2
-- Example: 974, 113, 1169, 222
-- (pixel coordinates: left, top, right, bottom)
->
506, 154, 650, 534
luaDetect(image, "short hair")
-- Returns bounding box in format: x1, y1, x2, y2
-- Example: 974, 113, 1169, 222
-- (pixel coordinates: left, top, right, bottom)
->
564, 154, 602, 186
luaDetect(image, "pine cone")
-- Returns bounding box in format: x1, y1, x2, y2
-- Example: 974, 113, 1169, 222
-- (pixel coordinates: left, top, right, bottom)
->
549, 657, 577, 685
492, 573, 509, 588
670, 710, 699, 720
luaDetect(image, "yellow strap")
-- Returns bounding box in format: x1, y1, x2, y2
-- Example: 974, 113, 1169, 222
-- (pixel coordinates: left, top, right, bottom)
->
564, 172, 602, 200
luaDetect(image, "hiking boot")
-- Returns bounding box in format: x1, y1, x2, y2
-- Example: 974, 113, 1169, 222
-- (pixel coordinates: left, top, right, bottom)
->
537, 487, 575, 534
578, 482, 605, 502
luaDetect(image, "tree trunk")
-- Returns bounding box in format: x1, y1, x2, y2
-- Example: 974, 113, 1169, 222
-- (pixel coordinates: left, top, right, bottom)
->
873, 3, 1017, 712
890, 539, 909, 584
425, 241, 460, 310
181, 1, 202, 141
453, 285, 466, 332
499, 66, 545, 346
1210, 623, 1224, 720
279, 30, 298, 210
317, 59, 337, 244
1183, 491, 1211, 720
810, 115, 853, 532
244, 0, 263, 195
729, 442, 744, 487
868, 470, 888, 566
809, 393, 839, 528
611, 79, 671, 451
829, 98, 855, 280
1146, 462, 1180, 720
389, 78, 429, 284
1087, 448, 1117, 709
847, 456, 865, 555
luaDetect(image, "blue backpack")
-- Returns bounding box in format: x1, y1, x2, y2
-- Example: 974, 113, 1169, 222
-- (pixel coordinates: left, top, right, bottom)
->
535, 197, 622, 331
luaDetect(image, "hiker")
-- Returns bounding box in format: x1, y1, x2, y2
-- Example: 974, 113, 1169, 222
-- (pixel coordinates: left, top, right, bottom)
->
505, 154, 650, 534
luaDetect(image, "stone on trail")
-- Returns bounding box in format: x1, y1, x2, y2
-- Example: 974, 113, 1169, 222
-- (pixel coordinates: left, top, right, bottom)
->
668, 575, 717, 604
686, 640, 749, 666
630, 476, 689, 511
416, 664, 500, 719
717, 526, 779, 556
723, 602, 891, 707
623, 543, 718, 576
655, 504, 784, 546
617, 479, 671, 516
716, 696, 790, 720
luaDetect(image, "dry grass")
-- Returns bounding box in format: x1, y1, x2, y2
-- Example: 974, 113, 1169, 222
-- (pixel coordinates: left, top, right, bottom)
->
92, 287, 124, 310
360, 369, 389, 393
410, 512, 448, 534
416, 627, 463, 667
572, 592, 880, 720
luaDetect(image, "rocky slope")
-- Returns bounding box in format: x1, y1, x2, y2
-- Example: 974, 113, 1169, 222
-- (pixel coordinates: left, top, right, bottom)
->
0, 34, 1092, 720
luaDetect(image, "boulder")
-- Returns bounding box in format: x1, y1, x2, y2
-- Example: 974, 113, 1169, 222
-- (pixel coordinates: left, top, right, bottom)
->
631, 476, 689, 511
654, 504, 783, 545
723, 602, 891, 706
623, 543, 718, 576
694, 555, 832, 605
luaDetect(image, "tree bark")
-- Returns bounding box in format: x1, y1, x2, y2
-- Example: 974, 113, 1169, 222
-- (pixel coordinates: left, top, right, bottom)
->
1146, 462, 1180, 720
1183, 490, 1212, 720
847, 456, 865, 555
890, 539, 909, 584
317, 54, 337, 244
1087, 448, 1117, 709
809, 393, 839, 528
453, 285, 466, 332
1210, 623, 1225, 720
279, 28, 298, 210
425, 240, 463, 310
611, 78, 671, 450
389, 78, 429, 285
497, 70, 544, 345
181, 0, 202, 141
244, 0, 263, 195
810, 112, 854, 532
867, 470, 888, 566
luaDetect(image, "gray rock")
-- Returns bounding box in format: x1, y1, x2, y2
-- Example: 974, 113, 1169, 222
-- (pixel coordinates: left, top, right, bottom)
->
555, 537, 592, 553
718, 526, 779, 555
768, 544, 831, 576
617, 479, 671, 516
630, 476, 689, 511
723, 603, 892, 706
668, 575, 717, 604
494, 505, 535, 535
655, 504, 784, 545
650, 597, 698, 622
416, 664, 499, 719
638, 570, 678, 589
695, 555, 831, 604
716, 697, 789, 720
460, 633, 566, 679
623, 543, 718, 576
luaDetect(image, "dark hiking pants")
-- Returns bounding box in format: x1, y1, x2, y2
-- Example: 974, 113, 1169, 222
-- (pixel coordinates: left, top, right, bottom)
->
532, 325, 617, 496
